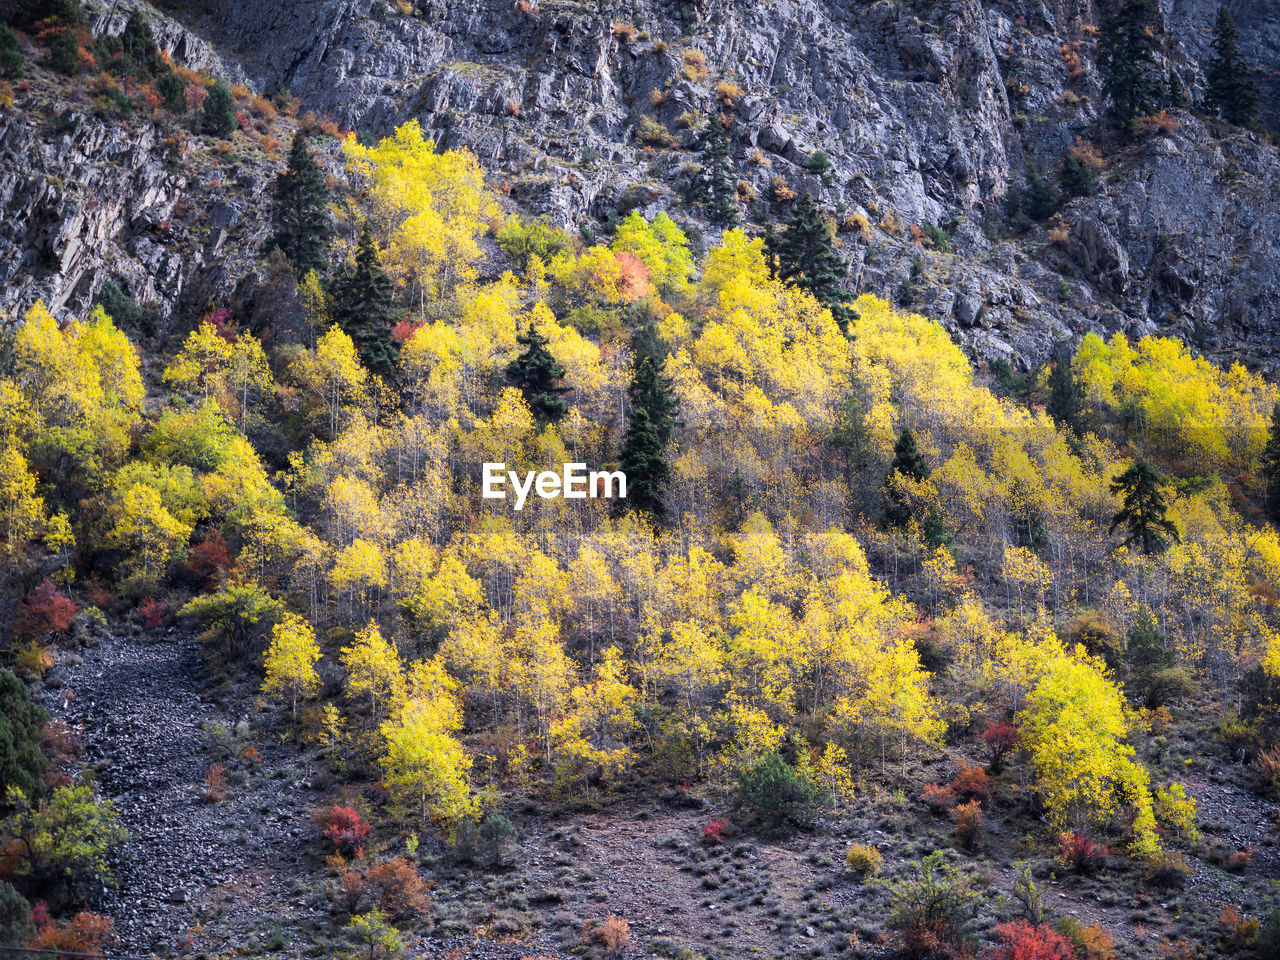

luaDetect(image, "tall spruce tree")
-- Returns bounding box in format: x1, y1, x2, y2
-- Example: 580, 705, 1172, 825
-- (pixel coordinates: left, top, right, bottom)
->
1205, 5, 1261, 128
617, 316, 679, 522
1098, 0, 1168, 135
884, 427, 930, 528
764, 195, 854, 329
1046, 352, 1081, 432
120, 11, 165, 78
700, 114, 739, 227
628, 316, 679, 445
331, 225, 400, 372
270, 133, 332, 275
619, 407, 670, 522
201, 80, 238, 138
506, 323, 570, 425
1261, 401, 1280, 524
1109, 460, 1179, 555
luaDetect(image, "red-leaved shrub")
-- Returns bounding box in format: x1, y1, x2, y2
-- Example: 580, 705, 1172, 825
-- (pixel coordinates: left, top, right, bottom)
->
951, 761, 990, 802
138, 597, 167, 630
365, 856, 431, 920
923, 782, 957, 814
989, 921, 1074, 960
702, 817, 727, 845
319, 804, 371, 859
15, 579, 78, 638
27, 910, 114, 958
1058, 832, 1108, 876
186, 534, 232, 582
979, 718, 1018, 772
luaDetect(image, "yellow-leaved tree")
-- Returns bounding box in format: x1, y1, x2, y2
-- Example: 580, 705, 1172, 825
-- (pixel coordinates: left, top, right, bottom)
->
380, 657, 475, 830
263, 612, 323, 720
1019, 651, 1160, 856
342, 120, 500, 311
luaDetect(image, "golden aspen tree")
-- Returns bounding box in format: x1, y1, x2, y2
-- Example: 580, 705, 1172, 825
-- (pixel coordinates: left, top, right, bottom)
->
341, 622, 404, 724
263, 612, 322, 719
0, 446, 44, 559
1019, 651, 1160, 856
106, 482, 192, 588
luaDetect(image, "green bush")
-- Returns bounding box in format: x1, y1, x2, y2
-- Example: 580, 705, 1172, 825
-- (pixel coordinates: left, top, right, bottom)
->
0, 880, 30, 948
921, 221, 952, 253
733, 751, 824, 836
50, 28, 80, 75
1257, 910, 1280, 960
201, 80, 237, 137
495, 216, 568, 271
0, 25, 25, 79
450, 812, 517, 868
883, 851, 978, 959
0, 669, 48, 798
2, 784, 127, 894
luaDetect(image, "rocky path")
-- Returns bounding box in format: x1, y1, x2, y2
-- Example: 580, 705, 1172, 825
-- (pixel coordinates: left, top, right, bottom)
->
39, 631, 317, 953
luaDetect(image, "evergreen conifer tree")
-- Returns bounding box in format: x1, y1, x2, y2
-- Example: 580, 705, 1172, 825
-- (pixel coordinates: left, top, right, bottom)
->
1059, 154, 1095, 198
764, 195, 854, 329
201, 80, 237, 138
1023, 162, 1059, 220
330, 225, 400, 372
700, 114, 739, 227
1098, 0, 1168, 135
121, 11, 164, 78
617, 316, 679, 521
619, 407, 669, 521
1205, 5, 1261, 128
1046, 353, 1081, 432
506, 323, 570, 425
270, 133, 333, 275
1109, 460, 1179, 555
884, 427, 930, 528
1261, 401, 1280, 524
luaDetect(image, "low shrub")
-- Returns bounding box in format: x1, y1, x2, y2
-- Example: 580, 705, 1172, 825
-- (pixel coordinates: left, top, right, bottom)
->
950, 761, 989, 802
364, 857, 431, 921
845, 843, 882, 877
885, 851, 977, 959
990, 920, 1073, 960
922, 782, 956, 814
733, 752, 823, 836
318, 804, 371, 859
599, 913, 631, 952
1056, 832, 1107, 876
952, 800, 983, 851
1055, 915, 1117, 960
26, 910, 113, 958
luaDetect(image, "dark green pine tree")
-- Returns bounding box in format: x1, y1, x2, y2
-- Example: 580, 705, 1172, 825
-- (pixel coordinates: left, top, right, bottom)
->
1098, 0, 1168, 136
506, 324, 570, 425
619, 407, 670, 522
1205, 5, 1261, 128
884, 427, 930, 528
617, 317, 680, 522
331, 225, 400, 372
628, 317, 679, 445
1023, 162, 1060, 220
120, 11, 165, 78
1046, 353, 1081, 432
1059, 154, 1095, 198
764, 195, 854, 329
701, 114, 739, 227
201, 80, 238, 138
270, 133, 333, 275
1167, 69, 1187, 109
1109, 460, 1179, 555
1261, 401, 1280, 524
0, 668, 48, 798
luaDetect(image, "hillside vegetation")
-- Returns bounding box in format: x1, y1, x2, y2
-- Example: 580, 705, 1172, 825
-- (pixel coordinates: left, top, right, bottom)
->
1, 1, 1280, 959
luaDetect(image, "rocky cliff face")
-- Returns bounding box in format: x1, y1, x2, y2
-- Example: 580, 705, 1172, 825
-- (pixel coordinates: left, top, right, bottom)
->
2, 0, 1278, 372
